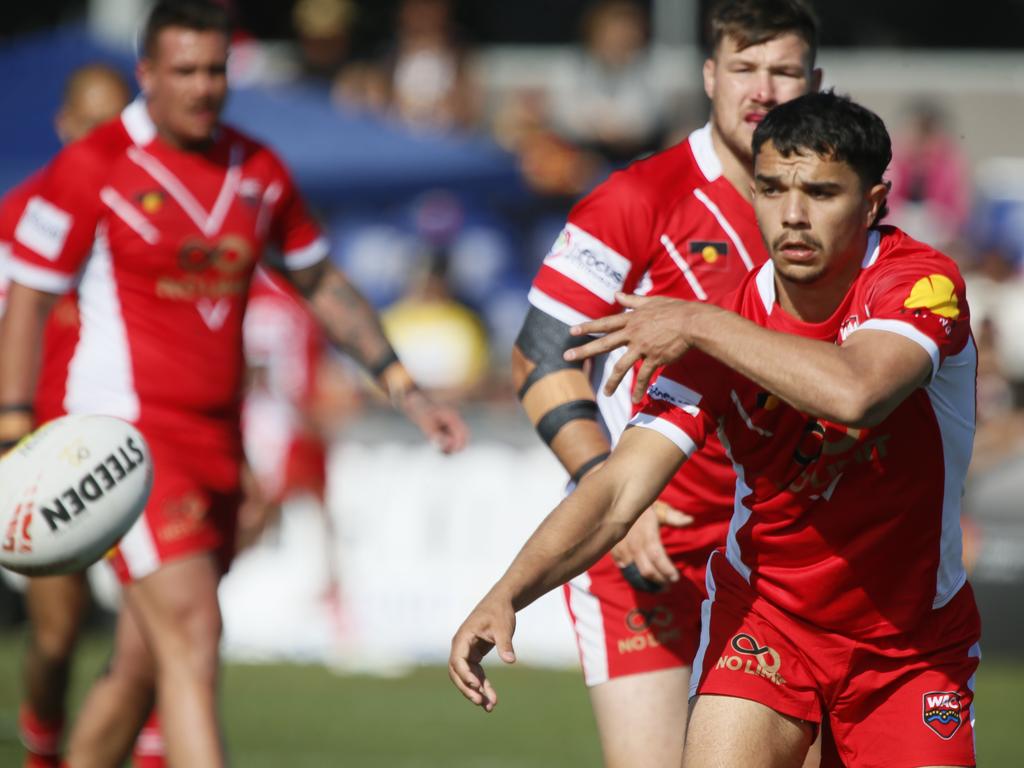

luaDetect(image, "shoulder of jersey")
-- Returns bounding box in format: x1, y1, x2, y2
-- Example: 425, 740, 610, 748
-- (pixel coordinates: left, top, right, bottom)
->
600, 139, 706, 200
872, 225, 962, 278
53, 119, 133, 178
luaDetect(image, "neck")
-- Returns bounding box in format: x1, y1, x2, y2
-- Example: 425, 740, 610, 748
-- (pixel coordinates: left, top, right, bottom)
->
774, 235, 869, 323
709, 124, 754, 202
156, 125, 214, 153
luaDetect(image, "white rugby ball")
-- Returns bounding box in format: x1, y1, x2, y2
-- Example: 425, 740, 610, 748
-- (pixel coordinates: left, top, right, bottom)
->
0, 414, 153, 576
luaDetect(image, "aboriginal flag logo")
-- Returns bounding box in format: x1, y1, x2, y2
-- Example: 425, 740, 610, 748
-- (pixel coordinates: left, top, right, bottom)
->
922, 691, 963, 740
689, 241, 728, 268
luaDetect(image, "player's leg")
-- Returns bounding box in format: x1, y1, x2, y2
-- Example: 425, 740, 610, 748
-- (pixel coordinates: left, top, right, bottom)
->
826, 584, 981, 768
684, 694, 814, 768
127, 553, 225, 768
19, 572, 89, 767
131, 710, 166, 768
685, 552, 828, 768
564, 550, 704, 768
589, 668, 691, 768
64, 598, 156, 767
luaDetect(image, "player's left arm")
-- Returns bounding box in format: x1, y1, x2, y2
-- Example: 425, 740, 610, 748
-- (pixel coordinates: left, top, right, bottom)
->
285, 259, 468, 453
566, 295, 933, 429
261, 151, 467, 452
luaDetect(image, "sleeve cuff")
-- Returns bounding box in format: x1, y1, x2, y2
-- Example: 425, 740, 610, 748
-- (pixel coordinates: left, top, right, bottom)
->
850, 318, 941, 381
628, 412, 699, 457
7, 257, 74, 294
282, 236, 329, 271
527, 287, 595, 327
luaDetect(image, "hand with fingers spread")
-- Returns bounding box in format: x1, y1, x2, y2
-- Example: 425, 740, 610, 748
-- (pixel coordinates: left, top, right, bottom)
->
448, 593, 517, 712
612, 500, 694, 593
564, 293, 702, 404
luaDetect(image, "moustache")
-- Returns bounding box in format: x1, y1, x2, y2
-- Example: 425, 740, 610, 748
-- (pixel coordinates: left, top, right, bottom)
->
772, 234, 822, 251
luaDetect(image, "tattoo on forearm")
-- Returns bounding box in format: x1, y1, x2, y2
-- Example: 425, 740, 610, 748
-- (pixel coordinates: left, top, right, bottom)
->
311, 269, 396, 372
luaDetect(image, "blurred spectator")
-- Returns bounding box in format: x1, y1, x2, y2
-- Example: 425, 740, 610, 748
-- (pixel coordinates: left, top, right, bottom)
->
549, 0, 666, 165
293, 0, 358, 82
491, 88, 602, 198
888, 100, 972, 250
337, 0, 479, 133
962, 246, 1024, 474
381, 192, 490, 396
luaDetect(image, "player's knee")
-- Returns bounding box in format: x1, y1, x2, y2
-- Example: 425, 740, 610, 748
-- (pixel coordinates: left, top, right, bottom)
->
31, 618, 81, 660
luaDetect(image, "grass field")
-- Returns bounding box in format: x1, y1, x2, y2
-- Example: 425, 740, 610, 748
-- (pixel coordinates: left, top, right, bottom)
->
0, 631, 1019, 766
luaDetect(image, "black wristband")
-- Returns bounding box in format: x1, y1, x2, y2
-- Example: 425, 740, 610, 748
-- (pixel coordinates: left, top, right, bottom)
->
0, 403, 33, 414
367, 349, 401, 379
570, 451, 610, 485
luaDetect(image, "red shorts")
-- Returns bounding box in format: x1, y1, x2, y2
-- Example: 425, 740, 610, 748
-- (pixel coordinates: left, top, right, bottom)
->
279, 434, 327, 503
108, 435, 242, 584
692, 552, 982, 768
563, 542, 715, 687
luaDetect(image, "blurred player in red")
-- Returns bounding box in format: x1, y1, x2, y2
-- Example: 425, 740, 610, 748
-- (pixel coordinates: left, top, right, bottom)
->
452, 91, 981, 768
0, 2, 467, 766
0, 63, 137, 768
512, 2, 819, 764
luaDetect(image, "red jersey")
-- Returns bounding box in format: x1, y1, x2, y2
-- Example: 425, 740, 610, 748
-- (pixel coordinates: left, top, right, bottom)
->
633, 227, 976, 638
9, 100, 328, 450
529, 124, 766, 551
242, 267, 326, 500
0, 174, 82, 420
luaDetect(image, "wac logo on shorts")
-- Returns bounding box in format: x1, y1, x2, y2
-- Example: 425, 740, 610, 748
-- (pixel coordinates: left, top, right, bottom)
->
922, 691, 963, 739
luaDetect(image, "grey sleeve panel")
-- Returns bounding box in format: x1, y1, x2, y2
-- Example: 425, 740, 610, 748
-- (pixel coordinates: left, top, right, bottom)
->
515, 306, 591, 399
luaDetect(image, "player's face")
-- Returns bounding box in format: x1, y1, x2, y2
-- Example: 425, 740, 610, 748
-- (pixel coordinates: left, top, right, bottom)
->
704, 33, 820, 164
138, 27, 229, 148
56, 78, 131, 144
753, 140, 888, 286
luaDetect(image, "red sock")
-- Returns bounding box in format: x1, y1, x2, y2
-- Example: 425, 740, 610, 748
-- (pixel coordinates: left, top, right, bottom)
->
19, 705, 63, 768
132, 711, 165, 768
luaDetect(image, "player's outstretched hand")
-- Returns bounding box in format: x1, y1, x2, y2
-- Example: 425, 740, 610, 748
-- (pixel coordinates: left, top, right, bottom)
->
448, 595, 517, 712
611, 501, 694, 592
400, 389, 470, 454
565, 293, 694, 403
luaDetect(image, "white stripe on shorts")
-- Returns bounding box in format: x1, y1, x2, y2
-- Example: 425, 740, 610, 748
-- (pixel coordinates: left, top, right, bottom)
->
567, 570, 610, 686
688, 552, 719, 699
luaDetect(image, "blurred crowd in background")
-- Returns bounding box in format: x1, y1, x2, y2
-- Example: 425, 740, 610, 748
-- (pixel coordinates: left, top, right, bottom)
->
2, 0, 1024, 463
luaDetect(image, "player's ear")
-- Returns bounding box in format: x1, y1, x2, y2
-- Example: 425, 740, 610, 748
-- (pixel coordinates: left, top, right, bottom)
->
136, 59, 152, 96
810, 67, 823, 93
865, 181, 890, 227
702, 56, 716, 101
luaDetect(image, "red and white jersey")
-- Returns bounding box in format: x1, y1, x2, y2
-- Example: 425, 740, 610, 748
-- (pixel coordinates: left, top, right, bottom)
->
0, 174, 44, 313
0, 174, 83, 418
9, 100, 328, 449
241, 267, 325, 499
633, 227, 976, 637
529, 124, 766, 551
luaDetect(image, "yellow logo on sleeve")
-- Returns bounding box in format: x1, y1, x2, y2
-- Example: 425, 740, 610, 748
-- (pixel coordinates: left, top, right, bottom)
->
904, 274, 960, 319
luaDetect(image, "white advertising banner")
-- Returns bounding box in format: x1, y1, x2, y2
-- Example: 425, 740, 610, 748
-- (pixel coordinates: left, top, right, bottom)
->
219, 440, 581, 669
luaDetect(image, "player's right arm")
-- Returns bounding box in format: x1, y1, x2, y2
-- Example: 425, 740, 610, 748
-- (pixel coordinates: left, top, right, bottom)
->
0, 148, 105, 448
514, 175, 685, 588
448, 422, 691, 710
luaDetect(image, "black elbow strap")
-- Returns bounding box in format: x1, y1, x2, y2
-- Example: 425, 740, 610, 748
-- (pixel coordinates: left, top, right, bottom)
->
515, 306, 589, 399
571, 451, 610, 485
536, 399, 598, 445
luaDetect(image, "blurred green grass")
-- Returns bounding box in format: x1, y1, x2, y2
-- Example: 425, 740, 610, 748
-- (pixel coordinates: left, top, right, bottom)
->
0, 631, 1018, 766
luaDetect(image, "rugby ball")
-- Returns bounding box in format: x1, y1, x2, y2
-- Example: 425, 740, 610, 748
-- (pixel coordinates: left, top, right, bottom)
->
0, 415, 153, 576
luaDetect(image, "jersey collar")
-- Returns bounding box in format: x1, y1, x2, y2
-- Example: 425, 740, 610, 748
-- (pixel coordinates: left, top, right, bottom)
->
688, 123, 723, 183
121, 98, 157, 147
